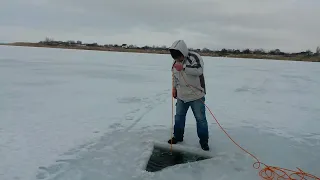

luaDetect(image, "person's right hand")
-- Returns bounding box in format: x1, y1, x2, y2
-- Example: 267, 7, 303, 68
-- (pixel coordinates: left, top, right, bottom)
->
172, 88, 177, 98
173, 63, 183, 71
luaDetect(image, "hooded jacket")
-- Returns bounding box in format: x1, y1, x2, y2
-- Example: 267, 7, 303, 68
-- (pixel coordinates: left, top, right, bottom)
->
170, 40, 206, 102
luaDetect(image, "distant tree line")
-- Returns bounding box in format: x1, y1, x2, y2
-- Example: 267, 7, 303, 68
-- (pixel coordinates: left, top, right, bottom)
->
39, 37, 320, 57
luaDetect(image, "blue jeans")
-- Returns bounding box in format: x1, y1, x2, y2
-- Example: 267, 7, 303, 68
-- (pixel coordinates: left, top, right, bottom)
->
173, 96, 209, 143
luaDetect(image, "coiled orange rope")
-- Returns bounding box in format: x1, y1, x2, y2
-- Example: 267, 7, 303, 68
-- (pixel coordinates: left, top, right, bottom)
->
174, 71, 320, 180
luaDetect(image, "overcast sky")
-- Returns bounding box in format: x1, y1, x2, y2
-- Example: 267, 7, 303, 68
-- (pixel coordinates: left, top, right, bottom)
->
0, 0, 319, 52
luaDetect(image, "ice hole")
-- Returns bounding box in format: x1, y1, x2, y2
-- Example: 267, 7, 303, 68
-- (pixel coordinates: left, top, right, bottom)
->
145, 142, 212, 172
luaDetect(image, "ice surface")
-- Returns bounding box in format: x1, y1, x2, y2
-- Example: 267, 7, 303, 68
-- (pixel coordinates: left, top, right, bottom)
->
0, 46, 319, 180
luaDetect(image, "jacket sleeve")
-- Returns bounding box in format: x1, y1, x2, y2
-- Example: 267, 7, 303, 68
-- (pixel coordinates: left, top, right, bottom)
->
171, 62, 178, 88
183, 54, 204, 76
173, 74, 178, 88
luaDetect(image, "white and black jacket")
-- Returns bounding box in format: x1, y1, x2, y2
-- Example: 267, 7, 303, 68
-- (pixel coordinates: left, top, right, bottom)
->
170, 40, 206, 102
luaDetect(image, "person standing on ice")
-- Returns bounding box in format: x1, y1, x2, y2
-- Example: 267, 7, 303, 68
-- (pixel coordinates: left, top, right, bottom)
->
168, 40, 209, 151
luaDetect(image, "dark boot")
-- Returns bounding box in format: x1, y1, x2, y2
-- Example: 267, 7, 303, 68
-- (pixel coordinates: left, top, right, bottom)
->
199, 140, 209, 151
168, 137, 183, 144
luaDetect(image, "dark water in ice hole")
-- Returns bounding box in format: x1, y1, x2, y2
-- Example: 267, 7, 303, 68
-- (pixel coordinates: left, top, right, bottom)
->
145, 147, 210, 172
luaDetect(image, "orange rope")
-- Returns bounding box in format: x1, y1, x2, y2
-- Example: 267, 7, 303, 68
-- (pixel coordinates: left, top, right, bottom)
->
177, 71, 319, 180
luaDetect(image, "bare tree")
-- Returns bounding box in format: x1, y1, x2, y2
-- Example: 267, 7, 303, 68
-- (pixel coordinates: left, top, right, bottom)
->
44, 37, 54, 42
316, 46, 320, 56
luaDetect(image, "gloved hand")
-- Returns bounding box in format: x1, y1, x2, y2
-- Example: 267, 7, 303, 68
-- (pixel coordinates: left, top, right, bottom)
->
173, 63, 183, 71
172, 88, 177, 98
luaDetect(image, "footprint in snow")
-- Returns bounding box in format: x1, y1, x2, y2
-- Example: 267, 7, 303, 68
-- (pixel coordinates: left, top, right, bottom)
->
234, 167, 245, 172
109, 123, 123, 129
117, 97, 142, 104
125, 116, 134, 121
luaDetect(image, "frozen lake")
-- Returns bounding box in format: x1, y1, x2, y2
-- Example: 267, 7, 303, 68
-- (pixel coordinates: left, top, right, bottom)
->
1, 46, 319, 180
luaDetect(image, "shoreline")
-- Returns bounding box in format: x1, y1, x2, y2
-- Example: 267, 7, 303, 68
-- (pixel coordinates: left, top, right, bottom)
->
1, 42, 319, 62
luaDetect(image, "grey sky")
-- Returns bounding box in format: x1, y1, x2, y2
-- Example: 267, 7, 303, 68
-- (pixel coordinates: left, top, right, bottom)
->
0, 0, 319, 52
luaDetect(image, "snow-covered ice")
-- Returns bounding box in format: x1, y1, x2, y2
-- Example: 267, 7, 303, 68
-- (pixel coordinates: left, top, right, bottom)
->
0, 45, 319, 180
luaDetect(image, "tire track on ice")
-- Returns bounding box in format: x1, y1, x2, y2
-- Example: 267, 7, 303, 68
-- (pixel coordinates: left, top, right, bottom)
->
121, 89, 170, 132
36, 125, 172, 180
35, 89, 170, 180
59, 89, 170, 156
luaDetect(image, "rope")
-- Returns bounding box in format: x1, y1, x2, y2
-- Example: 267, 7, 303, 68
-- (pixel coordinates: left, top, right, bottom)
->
171, 71, 320, 180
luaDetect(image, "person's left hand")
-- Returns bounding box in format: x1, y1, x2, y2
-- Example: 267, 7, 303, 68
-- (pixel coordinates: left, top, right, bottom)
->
172, 88, 177, 98
173, 63, 183, 71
